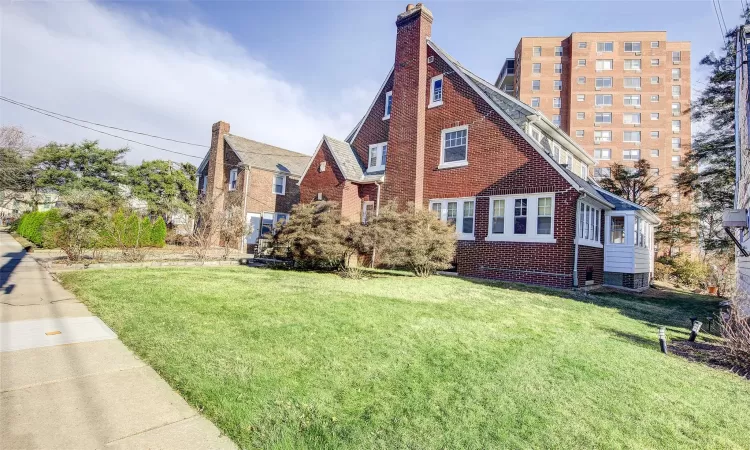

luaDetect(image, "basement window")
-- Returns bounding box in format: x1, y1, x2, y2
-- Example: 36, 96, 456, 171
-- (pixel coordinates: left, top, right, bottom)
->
429, 75, 444, 108
272, 174, 286, 195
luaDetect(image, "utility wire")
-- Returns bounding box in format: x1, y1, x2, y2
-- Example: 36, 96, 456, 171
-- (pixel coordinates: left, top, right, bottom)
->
0, 95, 206, 148
717, 0, 730, 36
713, 0, 728, 40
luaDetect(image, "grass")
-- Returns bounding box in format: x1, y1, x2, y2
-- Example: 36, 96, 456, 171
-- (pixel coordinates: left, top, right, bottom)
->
60, 267, 750, 449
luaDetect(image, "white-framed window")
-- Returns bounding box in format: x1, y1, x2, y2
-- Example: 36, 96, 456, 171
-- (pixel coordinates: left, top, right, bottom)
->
651, 112, 659, 120
578, 59, 587, 67
531, 97, 540, 107
623, 113, 641, 125
577, 94, 586, 102
580, 164, 588, 179
651, 58, 660, 66
576, 130, 585, 138
577, 202, 602, 247
532, 80, 540, 91
554, 63, 563, 73
672, 102, 681, 116
439, 125, 468, 168
671, 137, 681, 150
634, 216, 646, 247
430, 197, 475, 239
651, 41, 660, 48
609, 216, 625, 244
595, 112, 612, 124
594, 148, 611, 160
594, 130, 612, 143
597, 42, 613, 52
650, 131, 659, 139
672, 51, 681, 63
624, 77, 641, 88
672, 85, 681, 97
532, 63, 541, 73
429, 75, 444, 107
578, 42, 588, 49
623, 94, 641, 106
623, 149, 640, 160
552, 115, 561, 126
651, 76, 660, 84
624, 41, 641, 52
229, 168, 238, 191
624, 59, 641, 70
577, 76, 586, 84
651, 94, 660, 102
319, 161, 327, 172
594, 167, 611, 179
595, 77, 613, 88
672, 120, 681, 132
554, 46, 563, 56
367, 142, 388, 171
595, 94, 612, 106
650, 167, 660, 175
553, 97, 561, 108
595, 59, 613, 71
530, 126, 542, 142
650, 149, 660, 157
261, 212, 289, 235
272, 173, 286, 195
577, 112, 585, 120
533, 46, 542, 57
672, 68, 681, 80
551, 143, 561, 161
383, 91, 393, 119
623, 131, 641, 143
553, 80, 562, 91
486, 193, 556, 243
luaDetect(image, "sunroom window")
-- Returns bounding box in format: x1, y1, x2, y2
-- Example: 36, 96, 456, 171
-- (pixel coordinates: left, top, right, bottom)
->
577, 202, 601, 246
610, 216, 625, 244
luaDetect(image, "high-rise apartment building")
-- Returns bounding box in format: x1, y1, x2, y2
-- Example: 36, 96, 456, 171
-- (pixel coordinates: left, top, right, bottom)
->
497, 32, 690, 195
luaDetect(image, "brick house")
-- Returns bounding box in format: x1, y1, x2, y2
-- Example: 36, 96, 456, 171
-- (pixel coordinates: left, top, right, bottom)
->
197, 121, 310, 250
298, 3, 660, 289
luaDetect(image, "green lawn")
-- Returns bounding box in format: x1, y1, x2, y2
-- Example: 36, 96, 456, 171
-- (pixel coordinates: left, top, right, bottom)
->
60, 267, 750, 449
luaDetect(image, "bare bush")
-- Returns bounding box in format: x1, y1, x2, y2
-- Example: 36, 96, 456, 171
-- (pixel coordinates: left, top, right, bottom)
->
721, 300, 750, 378
274, 201, 349, 270
219, 192, 251, 259
188, 195, 219, 261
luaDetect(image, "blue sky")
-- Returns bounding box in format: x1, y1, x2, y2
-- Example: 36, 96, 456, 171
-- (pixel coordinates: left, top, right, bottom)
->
0, 1, 735, 163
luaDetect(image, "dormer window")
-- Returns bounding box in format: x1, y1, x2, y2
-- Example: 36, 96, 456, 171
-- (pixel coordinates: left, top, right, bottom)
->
368, 142, 387, 171
383, 91, 393, 120
429, 75, 444, 108
229, 169, 238, 191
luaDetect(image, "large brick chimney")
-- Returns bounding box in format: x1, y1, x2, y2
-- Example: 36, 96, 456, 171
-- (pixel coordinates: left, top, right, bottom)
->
384, 3, 432, 209
207, 120, 230, 244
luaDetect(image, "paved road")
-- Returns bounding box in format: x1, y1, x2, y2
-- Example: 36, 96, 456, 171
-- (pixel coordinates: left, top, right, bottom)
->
0, 231, 236, 449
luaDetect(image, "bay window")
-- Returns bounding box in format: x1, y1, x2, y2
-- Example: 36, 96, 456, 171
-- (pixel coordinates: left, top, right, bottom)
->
430, 198, 475, 239
487, 194, 555, 242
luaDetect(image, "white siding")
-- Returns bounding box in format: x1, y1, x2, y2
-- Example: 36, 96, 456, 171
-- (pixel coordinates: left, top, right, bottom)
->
604, 245, 635, 272
603, 211, 656, 274
633, 246, 652, 273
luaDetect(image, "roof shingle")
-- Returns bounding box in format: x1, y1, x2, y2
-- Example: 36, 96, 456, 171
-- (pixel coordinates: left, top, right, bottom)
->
224, 134, 310, 176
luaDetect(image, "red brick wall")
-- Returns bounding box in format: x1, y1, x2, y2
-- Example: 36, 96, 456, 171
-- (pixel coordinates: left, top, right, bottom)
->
341, 181, 362, 221
351, 73, 393, 166
299, 141, 347, 204
245, 168, 299, 215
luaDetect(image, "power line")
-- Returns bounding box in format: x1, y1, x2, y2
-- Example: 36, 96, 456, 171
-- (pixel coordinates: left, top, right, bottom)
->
713, 0, 728, 40
0, 96, 206, 148
717, 0, 729, 36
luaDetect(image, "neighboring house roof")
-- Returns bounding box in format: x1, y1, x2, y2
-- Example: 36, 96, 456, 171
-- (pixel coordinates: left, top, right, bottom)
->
594, 187, 661, 224
298, 135, 385, 184
224, 134, 310, 176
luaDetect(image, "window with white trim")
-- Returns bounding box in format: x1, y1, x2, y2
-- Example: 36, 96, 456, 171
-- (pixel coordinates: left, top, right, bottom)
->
672, 68, 681, 80
553, 80, 562, 91
623, 149, 640, 160
577, 202, 601, 246
229, 169, 238, 191
672, 120, 681, 132
596, 42, 613, 52
651, 76, 660, 84
576, 130, 585, 138
624, 42, 641, 52
623, 131, 641, 143
440, 126, 468, 168
651, 113, 659, 120
532, 63, 541, 74
594, 148, 611, 160
553, 97, 561, 108
651, 41, 660, 48
384, 91, 393, 119
650, 149, 660, 158
671, 137, 681, 150
272, 174, 286, 195
554, 46, 563, 56
595, 60, 613, 71
594, 167, 611, 179
580, 163, 588, 179
624, 77, 641, 88
577, 76, 586, 84
533, 46, 542, 57
594, 130, 612, 143
554, 63, 563, 73
552, 115, 561, 126
430, 198, 475, 239
577, 112, 585, 120
651, 58, 660, 66
487, 194, 555, 242
532, 80, 540, 91
578, 42, 588, 49
531, 97, 540, 107
595, 112, 612, 124
672, 102, 681, 116
595, 94, 612, 106
577, 59, 586, 67
609, 216, 625, 244
595, 77, 613, 88
624, 59, 641, 70
651, 94, 660, 102
577, 94, 586, 102
623, 94, 641, 106
623, 113, 641, 125
650, 167, 659, 175
368, 142, 387, 171
650, 131, 659, 139
429, 75, 443, 107
672, 51, 681, 63
672, 85, 681, 97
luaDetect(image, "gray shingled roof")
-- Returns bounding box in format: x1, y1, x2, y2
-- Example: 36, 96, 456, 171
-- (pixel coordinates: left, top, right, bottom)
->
224, 134, 310, 176
564, 169, 613, 207
323, 136, 385, 182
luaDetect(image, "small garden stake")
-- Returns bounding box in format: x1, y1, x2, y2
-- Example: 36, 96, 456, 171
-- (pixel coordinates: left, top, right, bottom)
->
658, 327, 668, 354
688, 321, 702, 342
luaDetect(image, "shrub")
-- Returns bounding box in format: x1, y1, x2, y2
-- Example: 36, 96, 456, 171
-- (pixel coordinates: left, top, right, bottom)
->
42, 190, 109, 261
99, 209, 151, 261
653, 261, 673, 282
671, 254, 710, 288
16, 210, 56, 247
721, 300, 750, 378
274, 202, 348, 270
151, 216, 167, 248
139, 217, 153, 247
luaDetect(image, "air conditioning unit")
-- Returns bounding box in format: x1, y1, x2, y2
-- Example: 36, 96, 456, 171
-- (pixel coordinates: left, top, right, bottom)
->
634, 105, 641, 109
635, 87, 642, 91
635, 52, 641, 56
723, 209, 749, 228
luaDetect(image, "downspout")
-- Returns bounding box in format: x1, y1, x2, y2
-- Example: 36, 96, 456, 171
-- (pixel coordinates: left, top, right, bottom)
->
240, 165, 249, 253
573, 193, 586, 288
375, 181, 382, 216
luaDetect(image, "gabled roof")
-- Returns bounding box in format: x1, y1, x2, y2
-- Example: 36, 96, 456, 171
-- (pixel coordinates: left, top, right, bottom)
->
224, 134, 310, 176
297, 135, 385, 184
346, 67, 394, 144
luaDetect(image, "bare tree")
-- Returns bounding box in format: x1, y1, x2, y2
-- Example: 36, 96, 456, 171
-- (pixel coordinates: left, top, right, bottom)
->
0, 126, 36, 211
219, 192, 251, 259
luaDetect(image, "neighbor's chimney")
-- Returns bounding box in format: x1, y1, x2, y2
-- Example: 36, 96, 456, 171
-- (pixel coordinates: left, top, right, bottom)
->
207, 120, 230, 243
384, 3, 433, 209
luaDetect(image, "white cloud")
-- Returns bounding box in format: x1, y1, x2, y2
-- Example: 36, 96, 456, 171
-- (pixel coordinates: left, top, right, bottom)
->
0, 2, 376, 163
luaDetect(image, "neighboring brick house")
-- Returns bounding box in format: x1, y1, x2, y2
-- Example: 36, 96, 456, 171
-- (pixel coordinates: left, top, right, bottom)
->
298, 3, 660, 289
197, 121, 310, 250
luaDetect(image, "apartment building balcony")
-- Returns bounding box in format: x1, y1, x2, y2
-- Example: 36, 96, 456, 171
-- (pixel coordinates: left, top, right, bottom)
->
494, 58, 516, 94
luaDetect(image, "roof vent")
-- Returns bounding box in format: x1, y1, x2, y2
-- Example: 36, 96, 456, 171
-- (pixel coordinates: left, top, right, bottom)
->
427, 56, 434, 64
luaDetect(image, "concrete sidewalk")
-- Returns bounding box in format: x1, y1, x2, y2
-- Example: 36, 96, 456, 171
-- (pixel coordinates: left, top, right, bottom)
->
0, 231, 236, 449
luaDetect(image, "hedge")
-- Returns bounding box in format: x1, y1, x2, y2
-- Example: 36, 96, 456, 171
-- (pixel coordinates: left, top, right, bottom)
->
15, 210, 59, 247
